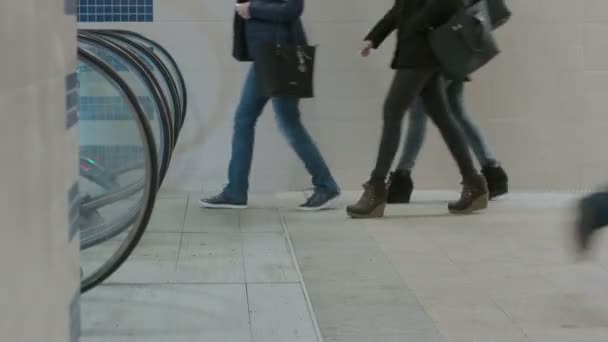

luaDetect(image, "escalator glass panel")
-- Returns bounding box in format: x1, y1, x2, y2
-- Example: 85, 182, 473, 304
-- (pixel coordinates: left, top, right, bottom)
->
77, 53, 155, 292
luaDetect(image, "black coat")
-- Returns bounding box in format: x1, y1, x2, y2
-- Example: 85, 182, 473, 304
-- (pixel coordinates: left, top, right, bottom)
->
233, 0, 308, 62
365, 0, 463, 69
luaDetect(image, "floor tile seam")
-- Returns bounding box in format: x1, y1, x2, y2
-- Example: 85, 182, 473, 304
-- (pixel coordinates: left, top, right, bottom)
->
175, 193, 188, 269
371, 223, 519, 338
235, 209, 255, 342
98, 281, 303, 286
491, 297, 531, 340
280, 203, 325, 342
179, 193, 190, 232
364, 229, 447, 342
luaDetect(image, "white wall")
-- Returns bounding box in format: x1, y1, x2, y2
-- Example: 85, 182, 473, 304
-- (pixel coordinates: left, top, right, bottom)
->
0, 0, 80, 341
81, 0, 608, 193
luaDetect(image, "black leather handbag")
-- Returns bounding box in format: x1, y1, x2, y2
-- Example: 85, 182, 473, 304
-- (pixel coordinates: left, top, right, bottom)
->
254, 42, 316, 98
487, 0, 512, 29
253, 16, 316, 99
429, 0, 500, 80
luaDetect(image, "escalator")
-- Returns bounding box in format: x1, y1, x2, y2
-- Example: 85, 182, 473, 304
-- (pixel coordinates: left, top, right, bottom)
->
76, 30, 187, 293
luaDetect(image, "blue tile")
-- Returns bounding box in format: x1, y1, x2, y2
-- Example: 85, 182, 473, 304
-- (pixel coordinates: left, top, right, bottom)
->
77, 0, 153, 22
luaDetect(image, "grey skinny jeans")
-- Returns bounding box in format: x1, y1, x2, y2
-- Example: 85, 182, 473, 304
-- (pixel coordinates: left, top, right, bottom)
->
397, 80, 499, 171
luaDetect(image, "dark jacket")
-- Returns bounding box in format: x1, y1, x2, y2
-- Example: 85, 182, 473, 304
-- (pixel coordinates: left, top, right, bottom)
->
365, 0, 463, 69
233, 0, 308, 62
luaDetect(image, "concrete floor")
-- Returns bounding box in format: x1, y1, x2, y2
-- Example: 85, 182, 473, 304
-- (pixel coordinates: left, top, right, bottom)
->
82, 191, 608, 342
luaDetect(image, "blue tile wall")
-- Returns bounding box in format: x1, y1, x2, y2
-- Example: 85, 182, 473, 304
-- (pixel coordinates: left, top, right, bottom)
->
77, 49, 155, 72
77, 0, 153, 22
79, 96, 155, 121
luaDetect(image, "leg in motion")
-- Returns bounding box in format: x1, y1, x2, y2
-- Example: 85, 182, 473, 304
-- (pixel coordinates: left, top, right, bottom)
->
419, 75, 488, 214
272, 97, 340, 211
388, 98, 429, 204
200, 67, 268, 209
347, 68, 433, 218
446, 81, 508, 199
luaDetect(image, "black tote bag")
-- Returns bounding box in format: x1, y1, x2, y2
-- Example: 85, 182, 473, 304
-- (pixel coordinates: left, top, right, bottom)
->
429, 0, 500, 80
253, 18, 316, 99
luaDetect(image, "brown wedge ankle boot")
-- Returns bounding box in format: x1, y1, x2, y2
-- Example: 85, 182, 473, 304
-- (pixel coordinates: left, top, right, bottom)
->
346, 180, 387, 219
448, 173, 489, 214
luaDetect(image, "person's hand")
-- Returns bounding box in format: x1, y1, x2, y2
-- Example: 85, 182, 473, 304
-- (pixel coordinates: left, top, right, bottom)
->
235, 2, 251, 19
360, 40, 373, 57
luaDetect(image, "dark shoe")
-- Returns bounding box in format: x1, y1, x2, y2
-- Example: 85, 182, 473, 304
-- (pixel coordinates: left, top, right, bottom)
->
299, 190, 340, 211
575, 193, 608, 256
448, 173, 489, 214
199, 192, 247, 209
346, 180, 387, 219
482, 165, 508, 199
387, 170, 413, 204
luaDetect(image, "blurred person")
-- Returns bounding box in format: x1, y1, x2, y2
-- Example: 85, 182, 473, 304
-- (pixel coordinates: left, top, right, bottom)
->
200, 0, 340, 210
575, 190, 608, 254
387, 81, 509, 204
347, 0, 489, 218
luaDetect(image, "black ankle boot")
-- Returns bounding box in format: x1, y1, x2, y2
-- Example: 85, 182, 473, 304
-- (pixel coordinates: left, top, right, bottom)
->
346, 179, 388, 219
448, 173, 489, 214
482, 165, 508, 199
387, 170, 413, 204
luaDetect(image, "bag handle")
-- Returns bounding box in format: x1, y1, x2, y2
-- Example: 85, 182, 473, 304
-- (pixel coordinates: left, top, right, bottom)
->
453, 12, 491, 53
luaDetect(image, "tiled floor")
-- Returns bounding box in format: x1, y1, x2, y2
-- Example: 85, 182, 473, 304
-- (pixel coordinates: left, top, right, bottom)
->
82, 191, 608, 342
81, 192, 320, 342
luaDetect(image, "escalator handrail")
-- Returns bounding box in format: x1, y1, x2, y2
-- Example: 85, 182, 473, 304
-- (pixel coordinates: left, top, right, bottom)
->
78, 48, 159, 293
78, 31, 173, 185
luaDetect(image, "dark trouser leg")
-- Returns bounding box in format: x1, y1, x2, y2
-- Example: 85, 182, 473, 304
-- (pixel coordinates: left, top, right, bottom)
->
396, 98, 428, 171
348, 68, 433, 218
419, 75, 477, 179
446, 81, 498, 167
370, 68, 434, 181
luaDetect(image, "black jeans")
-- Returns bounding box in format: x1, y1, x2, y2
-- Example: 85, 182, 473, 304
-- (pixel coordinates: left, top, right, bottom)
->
371, 68, 477, 181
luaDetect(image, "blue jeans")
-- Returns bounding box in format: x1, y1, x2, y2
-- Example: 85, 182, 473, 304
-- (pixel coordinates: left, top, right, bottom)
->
224, 66, 338, 201
397, 80, 498, 171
